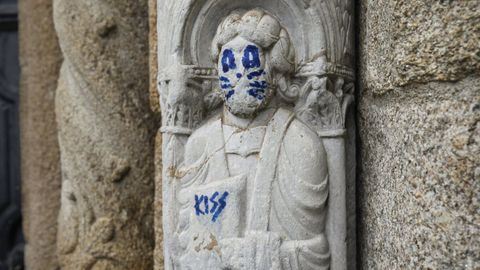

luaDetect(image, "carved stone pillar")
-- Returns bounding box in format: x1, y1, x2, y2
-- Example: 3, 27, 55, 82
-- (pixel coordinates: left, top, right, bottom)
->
156, 1, 355, 269
53, 0, 157, 269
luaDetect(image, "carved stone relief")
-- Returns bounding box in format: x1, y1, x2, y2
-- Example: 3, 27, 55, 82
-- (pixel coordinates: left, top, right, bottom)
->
158, 1, 355, 269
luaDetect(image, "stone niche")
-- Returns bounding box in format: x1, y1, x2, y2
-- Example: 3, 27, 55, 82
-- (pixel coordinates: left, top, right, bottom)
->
157, 0, 355, 269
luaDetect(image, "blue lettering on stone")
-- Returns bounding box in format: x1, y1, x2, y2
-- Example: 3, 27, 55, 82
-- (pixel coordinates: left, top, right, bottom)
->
203, 195, 209, 214
212, 192, 229, 222
194, 191, 230, 222
194, 195, 205, 216
221, 49, 236, 73
209, 192, 219, 214
242, 45, 261, 69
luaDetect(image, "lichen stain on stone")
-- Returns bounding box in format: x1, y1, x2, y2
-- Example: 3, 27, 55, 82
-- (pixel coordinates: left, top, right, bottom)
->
167, 165, 186, 178
205, 233, 218, 251
194, 233, 219, 254
167, 166, 177, 178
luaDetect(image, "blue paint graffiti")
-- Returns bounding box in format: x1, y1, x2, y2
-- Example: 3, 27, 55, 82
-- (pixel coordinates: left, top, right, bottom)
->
247, 80, 268, 100
194, 191, 230, 222
249, 81, 268, 89
219, 76, 230, 82
212, 192, 229, 222
194, 195, 205, 215
247, 69, 265, 80
219, 45, 267, 102
247, 89, 265, 100
220, 76, 232, 89
209, 192, 219, 214
242, 45, 261, 69
225, 90, 235, 100
219, 76, 235, 100
221, 49, 236, 73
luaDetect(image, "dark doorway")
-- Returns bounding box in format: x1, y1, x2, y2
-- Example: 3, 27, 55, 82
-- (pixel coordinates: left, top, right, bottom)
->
0, 0, 24, 269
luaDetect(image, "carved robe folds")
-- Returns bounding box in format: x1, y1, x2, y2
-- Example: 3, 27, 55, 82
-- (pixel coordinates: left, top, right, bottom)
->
169, 108, 329, 270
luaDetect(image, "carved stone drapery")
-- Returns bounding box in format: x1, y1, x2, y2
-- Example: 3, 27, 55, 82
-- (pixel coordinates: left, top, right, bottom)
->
157, 1, 355, 269
54, 0, 157, 269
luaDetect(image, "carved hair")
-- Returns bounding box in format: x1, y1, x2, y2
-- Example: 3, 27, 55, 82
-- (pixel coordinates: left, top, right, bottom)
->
211, 9, 295, 75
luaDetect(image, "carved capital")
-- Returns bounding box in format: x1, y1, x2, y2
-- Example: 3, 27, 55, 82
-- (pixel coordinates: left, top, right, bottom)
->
294, 62, 355, 136
158, 65, 218, 133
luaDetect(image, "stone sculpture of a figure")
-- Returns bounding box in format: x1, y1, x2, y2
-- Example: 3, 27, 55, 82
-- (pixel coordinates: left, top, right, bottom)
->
165, 9, 330, 270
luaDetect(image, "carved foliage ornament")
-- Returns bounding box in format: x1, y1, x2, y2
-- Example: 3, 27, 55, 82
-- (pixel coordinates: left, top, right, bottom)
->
158, 1, 355, 269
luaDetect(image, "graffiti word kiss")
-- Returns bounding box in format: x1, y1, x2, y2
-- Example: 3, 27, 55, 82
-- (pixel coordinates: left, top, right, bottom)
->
194, 191, 229, 222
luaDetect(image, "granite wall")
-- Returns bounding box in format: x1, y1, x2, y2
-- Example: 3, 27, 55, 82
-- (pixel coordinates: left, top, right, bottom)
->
358, 0, 479, 269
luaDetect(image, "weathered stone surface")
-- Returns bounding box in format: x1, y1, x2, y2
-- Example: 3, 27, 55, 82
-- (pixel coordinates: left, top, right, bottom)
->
358, 0, 480, 268
361, 0, 480, 93
149, 0, 160, 114
154, 132, 164, 270
149, 2, 165, 269
19, 0, 63, 269
53, 0, 158, 269
358, 77, 480, 269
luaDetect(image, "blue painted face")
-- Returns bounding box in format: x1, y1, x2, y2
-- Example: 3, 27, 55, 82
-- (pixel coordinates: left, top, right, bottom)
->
218, 37, 271, 117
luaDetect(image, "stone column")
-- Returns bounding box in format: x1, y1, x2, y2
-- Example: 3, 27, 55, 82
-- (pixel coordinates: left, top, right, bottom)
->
19, 1, 63, 269
53, 0, 158, 269
149, 0, 165, 269
358, 0, 480, 269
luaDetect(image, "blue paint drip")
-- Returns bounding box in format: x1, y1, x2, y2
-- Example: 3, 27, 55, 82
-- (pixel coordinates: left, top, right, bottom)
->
221, 49, 236, 73
249, 81, 268, 89
247, 69, 265, 80
225, 90, 235, 100
248, 89, 265, 100
212, 192, 229, 222
220, 76, 232, 89
209, 192, 219, 214
242, 45, 261, 69
219, 76, 230, 82
194, 195, 205, 216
